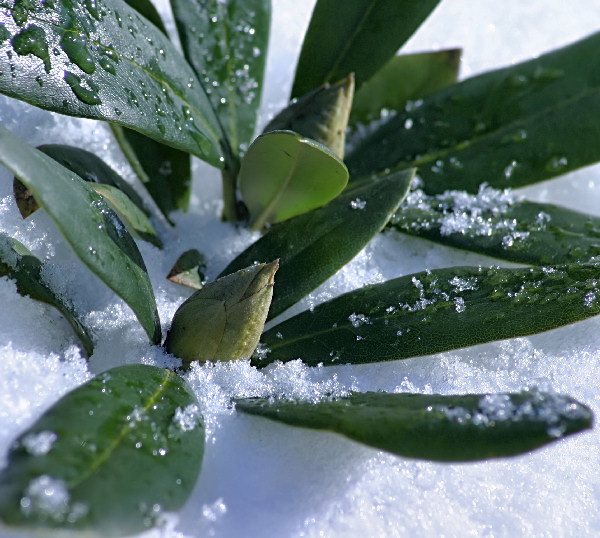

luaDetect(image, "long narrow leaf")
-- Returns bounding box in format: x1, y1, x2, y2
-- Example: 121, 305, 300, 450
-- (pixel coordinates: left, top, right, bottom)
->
257, 263, 600, 367
346, 31, 600, 193
291, 0, 440, 98
0, 0, 224, 164
0, 124, 161, 344
236, 391, 593, 462
390, 186, 600, 266
221, 168, 414, 320
0, 365, 204, 535
171, 0, 270, 155
0, 234, 93, 355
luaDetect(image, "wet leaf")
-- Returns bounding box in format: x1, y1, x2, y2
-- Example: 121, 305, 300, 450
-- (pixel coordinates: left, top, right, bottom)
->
172, 0, 271, 155
122, 0, 168, 34
167, 249, 207, 290
110, 125, 191, 221
239, 130, 349, 230
0, 233, 93, 355
236, 390, 593, 462
164, 261, 278, 368
346, 32, 600, 193
0, 0, 224, 165
291, 0, 441, 98
222, 168, 414, 320
349, 49, 461, 126
257, 263, 600, 367
264, 75, 354, 158
0, 365, 204, 536
390, 187, 600, 266
0, 124, 161, 344
92, 184, 162, 248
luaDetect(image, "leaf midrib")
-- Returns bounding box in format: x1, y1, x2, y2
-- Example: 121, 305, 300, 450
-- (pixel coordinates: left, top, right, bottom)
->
65, 369, 173, 489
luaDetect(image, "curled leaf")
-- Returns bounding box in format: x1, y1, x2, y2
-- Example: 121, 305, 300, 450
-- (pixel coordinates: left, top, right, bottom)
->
164, 261, 278, 367
167, 249, 207, 290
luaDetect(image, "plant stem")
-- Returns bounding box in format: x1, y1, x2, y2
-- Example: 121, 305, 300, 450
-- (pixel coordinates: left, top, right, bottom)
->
221, 162, 240, 222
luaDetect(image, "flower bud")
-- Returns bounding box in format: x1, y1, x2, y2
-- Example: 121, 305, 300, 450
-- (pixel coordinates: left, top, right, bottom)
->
164, 260, 278, 367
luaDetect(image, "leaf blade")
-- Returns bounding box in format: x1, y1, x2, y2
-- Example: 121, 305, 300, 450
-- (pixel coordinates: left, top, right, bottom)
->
236, 391, 593, 462
222, 168, 414, 320
0, 0, 224, 164
258, 263, 600, 367
0, 364, 204, 535
291, 0, 441, 98
0, 124, 161, 344
346, 32, 600, 192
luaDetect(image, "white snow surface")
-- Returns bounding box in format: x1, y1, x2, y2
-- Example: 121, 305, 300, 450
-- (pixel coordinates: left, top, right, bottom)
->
2, 1, 600, 537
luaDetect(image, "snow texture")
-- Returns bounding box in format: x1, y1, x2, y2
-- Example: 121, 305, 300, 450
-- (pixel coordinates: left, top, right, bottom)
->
1, 1, 600, 537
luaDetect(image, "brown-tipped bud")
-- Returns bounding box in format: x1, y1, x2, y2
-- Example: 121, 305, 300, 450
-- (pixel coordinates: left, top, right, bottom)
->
164, 260, 278, 368
262, 74, 355, 159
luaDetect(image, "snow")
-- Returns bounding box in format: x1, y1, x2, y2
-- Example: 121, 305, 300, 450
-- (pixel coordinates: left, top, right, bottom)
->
2, 1, 600, 537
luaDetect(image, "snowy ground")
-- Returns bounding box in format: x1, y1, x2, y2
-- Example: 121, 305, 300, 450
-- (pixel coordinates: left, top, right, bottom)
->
2, 1, 600, 537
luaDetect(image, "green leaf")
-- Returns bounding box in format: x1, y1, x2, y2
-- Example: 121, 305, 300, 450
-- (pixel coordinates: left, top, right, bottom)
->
236, 390, 593, 462
346, 32, 600, 193
110, 125, 192, 220
0, 0, 224, 165
164, 261, 278, 368
122, 0, 167, 34
390, 187, 600, 266
239, 131, 349, 230
264, 75, 354, 158
92, 184, 162, 248
349, 49, 461, 126
0, 364, 204, 535
171, 0, 271, 155
0, 124, 161, 344
167, 249, 207, 290
0, 233, 93, 355
257, 263, 600, 367
222, 168, 414, 320
291, 0, 441, 98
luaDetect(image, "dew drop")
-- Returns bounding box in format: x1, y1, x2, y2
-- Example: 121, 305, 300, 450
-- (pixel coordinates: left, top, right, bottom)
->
545, 156, 568, 173
12, 24, 52, 74
64, 71, 101, 105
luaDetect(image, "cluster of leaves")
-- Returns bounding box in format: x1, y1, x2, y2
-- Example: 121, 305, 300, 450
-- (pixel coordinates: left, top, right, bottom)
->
0, 0, 599, 534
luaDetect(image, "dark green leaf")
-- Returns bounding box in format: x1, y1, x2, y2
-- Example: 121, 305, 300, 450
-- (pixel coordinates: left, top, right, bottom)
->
239, 131, 349, 230
172, 0, 271, 155
258, 263, 600, 367
264, 75, 354, 158
0, 233, 93, 355
0, 365, 204, 535
92, 184, 162, 248
167, 249, 207, 290
236, 390, 593, 462
0, 0, 224, 165
0, 124, 161, 344
346, 32, 600, 193
222, 168, 414, 320
349, 49, 461, 126
390, 187, 600, 266
122, 0, 167, 34
111, 125, 192, 220
291, 0, 441, 98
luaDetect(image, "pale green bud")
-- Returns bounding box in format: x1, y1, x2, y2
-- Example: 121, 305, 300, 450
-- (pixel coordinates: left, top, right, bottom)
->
164, 260, 278, 367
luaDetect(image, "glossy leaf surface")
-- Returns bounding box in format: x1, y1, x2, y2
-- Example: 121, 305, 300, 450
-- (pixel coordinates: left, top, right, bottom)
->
349, 49, 461, 126
111, 125, 192, 220
0, 233, 93, 355
0, 365, 204, 535
172, 0, 270, 155
258, 263, 600, 367
264, 75, 354, 158
0, 125, 161, 344
222, 169, 414, 320
0, 0, 224, 164
236, 391, 592, 462
291, 0, 440, 98
167, 249, 207, 290
390, 187, 600, 266
122, 0, 167, 34
346, 32, 600, 192
239, 131, 349, 229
